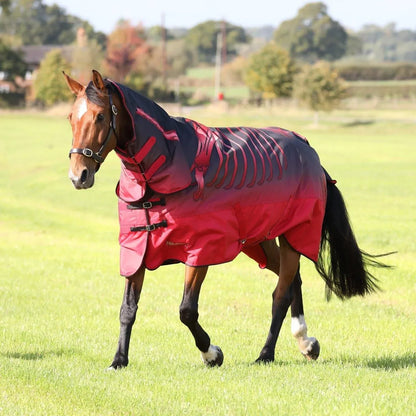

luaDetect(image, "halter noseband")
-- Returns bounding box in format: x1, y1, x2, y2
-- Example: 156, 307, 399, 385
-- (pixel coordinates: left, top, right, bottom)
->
69, 90, 118, 165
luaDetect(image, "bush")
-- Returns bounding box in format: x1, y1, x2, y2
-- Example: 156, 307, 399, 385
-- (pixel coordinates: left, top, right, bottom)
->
221, 56, 248, 86
245, 43, 297, 100
295, 62, 347, 112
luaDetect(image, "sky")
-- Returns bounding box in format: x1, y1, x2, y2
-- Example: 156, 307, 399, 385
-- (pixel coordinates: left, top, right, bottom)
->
43, 0, 415, 34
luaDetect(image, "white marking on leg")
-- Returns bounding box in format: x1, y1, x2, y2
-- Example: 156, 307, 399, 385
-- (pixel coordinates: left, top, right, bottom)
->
291, 315, 307, 338
291, 315, 308, 338
291, 315, 317, 357
201, 345, 218, 363
77, 98, 88, 120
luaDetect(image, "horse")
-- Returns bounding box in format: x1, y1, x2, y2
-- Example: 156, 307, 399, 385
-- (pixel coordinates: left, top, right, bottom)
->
63, 70, 386, 369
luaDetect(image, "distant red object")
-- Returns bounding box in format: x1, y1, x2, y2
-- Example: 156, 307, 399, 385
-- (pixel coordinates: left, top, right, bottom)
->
217, 92, 224, 100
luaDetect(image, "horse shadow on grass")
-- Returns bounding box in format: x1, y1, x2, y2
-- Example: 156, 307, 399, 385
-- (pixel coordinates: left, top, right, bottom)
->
320, 352, 416, 371
342, 119, 375, 128
3, 348, 77, 361
364, 352, 416, 371
243, 353, 416, 371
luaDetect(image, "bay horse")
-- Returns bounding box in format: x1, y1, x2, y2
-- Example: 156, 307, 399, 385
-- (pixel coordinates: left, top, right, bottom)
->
64, 70, 386, 369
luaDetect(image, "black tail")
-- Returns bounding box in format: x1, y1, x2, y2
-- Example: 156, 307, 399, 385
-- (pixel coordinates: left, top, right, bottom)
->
316, 171, 391, 300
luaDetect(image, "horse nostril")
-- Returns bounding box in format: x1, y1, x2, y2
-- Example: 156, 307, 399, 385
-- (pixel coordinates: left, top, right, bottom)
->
80, 168, 89, 184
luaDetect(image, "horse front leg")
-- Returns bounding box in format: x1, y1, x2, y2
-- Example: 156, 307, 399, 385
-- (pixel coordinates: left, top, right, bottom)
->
179, 265, 223, 367
290, 273, 320, 360
108, 266, 145, 370
256, 236, 300, 363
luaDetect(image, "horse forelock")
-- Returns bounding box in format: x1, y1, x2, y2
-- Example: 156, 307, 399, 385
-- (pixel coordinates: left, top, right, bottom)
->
85, 80, 112, 107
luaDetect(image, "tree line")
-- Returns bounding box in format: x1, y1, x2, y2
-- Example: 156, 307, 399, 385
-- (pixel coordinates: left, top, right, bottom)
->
1, 0, 416, 109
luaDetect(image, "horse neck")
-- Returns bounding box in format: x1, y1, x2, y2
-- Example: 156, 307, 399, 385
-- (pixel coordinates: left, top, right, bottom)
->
112, 91, 133, 150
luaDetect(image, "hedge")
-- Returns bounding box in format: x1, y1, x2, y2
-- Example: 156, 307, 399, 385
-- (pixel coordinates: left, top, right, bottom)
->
0, 92, 26, 107
335, 63, 416, 81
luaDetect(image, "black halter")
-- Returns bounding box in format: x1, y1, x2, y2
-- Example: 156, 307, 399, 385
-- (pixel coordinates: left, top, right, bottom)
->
69, 91, 118, 165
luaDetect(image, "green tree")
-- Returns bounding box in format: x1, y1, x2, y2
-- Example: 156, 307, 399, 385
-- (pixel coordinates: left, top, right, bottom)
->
345, 33, 363, 56
274, 2, 347, 62
244, 43, 297, 100
143, 26, 191, 78
356, 24, 416, 62
294, 61, 346, 124
146, 25, 175, 43
0, 39, 27, 81
0, 0, 105, 46
0, 0, 11, 13
185, 20, 249, 64
166, 38, 192, 77
33, 49, 72, 106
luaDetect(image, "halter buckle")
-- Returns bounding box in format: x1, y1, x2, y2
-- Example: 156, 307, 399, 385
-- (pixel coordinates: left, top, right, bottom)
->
82, 148, 94, 158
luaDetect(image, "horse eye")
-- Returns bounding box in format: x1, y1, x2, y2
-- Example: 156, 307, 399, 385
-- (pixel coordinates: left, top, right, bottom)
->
97, 113, 105, 122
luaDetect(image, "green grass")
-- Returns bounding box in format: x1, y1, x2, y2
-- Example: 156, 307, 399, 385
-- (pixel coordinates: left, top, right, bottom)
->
186, 66, 216, 79
181, 85, 250, 102
183, 66, 250, 102
0, 107, 415, 415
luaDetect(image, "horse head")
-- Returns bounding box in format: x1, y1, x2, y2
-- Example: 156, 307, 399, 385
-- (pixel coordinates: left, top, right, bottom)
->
64, 70, 118, 189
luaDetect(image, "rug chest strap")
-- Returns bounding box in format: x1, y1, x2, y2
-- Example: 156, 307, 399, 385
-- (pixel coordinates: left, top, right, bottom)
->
130, 220, 168, 232
127, 198, 166, 210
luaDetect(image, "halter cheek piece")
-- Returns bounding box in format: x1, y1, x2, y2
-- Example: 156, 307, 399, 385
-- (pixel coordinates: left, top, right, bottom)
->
69, 91, 118, 166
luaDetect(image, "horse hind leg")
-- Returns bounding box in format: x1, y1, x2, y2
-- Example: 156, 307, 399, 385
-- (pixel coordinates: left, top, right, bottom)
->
255, 238, 296, 363
258, 238, 320, 362
179, 265, 223, 367
290, 273, 320, 360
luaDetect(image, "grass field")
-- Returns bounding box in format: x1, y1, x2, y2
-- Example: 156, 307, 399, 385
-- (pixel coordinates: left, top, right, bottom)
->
0, 106, 415, 415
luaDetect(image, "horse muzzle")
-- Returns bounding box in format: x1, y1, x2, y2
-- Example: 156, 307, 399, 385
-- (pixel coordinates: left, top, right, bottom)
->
69, 167, 95, 189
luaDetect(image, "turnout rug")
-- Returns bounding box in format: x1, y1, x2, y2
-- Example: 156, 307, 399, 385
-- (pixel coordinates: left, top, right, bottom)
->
110, 81, 327, 277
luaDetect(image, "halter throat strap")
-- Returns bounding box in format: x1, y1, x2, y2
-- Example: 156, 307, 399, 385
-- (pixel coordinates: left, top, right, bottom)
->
69, 90, 118, 165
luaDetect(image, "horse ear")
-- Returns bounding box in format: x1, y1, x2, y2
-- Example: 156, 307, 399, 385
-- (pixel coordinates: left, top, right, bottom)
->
63, 71, 84, 95
92, 69, 106, 92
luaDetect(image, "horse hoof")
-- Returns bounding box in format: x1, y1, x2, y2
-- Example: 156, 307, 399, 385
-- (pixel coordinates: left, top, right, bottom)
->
255, 346, 275, 364
107, 363, 127, 371
255, 355, 274, 364
201, 345, 224, 367
108, 355, 128, 370
107, 364, 126, 371
301, 338, 320, 361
